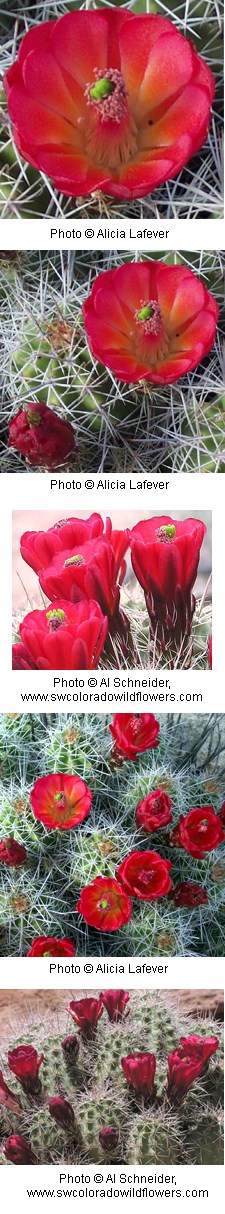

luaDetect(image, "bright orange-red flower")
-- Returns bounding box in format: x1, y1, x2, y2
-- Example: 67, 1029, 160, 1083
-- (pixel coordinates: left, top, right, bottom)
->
4, 12, 215, 200
76, 875, 132, 931
30, 772, 92, 830
83, 261, 218, 384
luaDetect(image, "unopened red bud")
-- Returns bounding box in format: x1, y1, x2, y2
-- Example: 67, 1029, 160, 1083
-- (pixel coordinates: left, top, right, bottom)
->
48, 1096, 75, 1131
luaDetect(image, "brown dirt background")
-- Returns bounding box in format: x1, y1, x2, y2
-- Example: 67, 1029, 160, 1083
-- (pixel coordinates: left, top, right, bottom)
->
13, 509, 212, 613
0, 989, 223, 1043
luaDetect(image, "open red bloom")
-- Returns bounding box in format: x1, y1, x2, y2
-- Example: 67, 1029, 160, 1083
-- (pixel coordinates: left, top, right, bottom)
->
171, 806, 224, 858
121, 1052, 156, 1097
169, 882, 208, 907
179, 1035, 219, 1067
20, 514, 107, 575
100, 990, 130, 1022
76, 876, 132, 931
109, 713, 160, 763
167, 1048, 203, 1103
8, 1045, 44, 1096
9, 402, 76, 469
13, 599, 108, 670
117, 849, 172, 900
49, 1097, 75, 1130
99, 1128, 119, 1152
32, 519, 129, 623
135, 789, 172, 832
129, 515, 206, 649
83, 262, 218, 384
0, 837, 27, 867
27, 935, 76, 957
30, 772, 92, 830
4, 1134, 37, 1165
0, 1071, 22, 1115
4, 12, 215, 201
68, 997, 103, 1038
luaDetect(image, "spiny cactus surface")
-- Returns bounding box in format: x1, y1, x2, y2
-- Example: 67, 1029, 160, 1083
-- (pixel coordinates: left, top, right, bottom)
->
1, 249, 224, 474
0, 712, 225, 956
0, 992, 223, 1165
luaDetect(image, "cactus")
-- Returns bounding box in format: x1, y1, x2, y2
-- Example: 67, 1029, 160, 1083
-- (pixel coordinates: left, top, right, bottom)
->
1, 249, 224, 474
0, 713, 225, 957
0, 992, 223, 1165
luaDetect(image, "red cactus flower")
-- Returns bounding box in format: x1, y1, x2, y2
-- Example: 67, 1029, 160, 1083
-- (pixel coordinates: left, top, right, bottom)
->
12, 643, 38, 670
100, 990, 130, 1022
0, 1070, 22, 1115
62, 1036, 79, 1063
4, 12, 215, 201
27, 935, 76, 956
129, 515, 206, 650
167, 1048, 203, 1103
121, 1052, 156, 1098
68, 997, 103, 1038
135, 789, 172, 832
208, 634, 212, 668
20, 514, 107, 575
76, 875, 132, 931
30, 772, 92, 831
8, 402, 76, 469
36, 524, 129, 624
171, 806, 224, 858
99, 1128, 119, 1151
0, 837, 27, 867
117, 849, 172, 900
83, 261, 218, 384
179, 1035, 219, 1067
8, 1045, 44, 1096
4, 1134, 37, 1164
109, 712, 160, 764
13, 599, 108, 670
169, 882, 208, 907
48, 1096, 75, 1130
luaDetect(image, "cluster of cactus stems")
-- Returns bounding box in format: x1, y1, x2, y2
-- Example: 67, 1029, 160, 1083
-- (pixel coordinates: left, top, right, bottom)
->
0, 0, 223, 224
0, 249, 224, 475
0, 992, 223, 1166
0, 712, 225, 956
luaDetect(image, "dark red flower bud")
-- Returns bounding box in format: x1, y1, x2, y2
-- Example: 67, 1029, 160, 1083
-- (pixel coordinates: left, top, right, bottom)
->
169, 882, 208, 907
129, 515, 206, 653
171, 806, 224, 858
99, 1128, 119, 1152
167, 1048, 203, 1103
117, 849, 172, 900
8, 1045, 44, 1096
218, 801, 225, 825
4, 1134, 37, 1164
0, 1070, 22, 1114
68, 997, 103, 1039
100, 990, 130, 1022
121, 1052, 156, 1099
135, 789, 172, 832
27, 935, 76, 956
0, 837, 27, 867
179, 1035, 219, 1067
13, 598, 108, 671
9, 402, 76, 469
48, 1096, 75, 1131
109, 712, 160, 763
62, 1036, 80, 1063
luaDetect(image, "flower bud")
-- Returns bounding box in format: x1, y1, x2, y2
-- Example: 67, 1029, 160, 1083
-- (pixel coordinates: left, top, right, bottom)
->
48, 1096, 75, 1131
4, 1134, 37, 1164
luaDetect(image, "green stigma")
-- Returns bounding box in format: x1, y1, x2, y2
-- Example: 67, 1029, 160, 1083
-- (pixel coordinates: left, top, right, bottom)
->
137, 305, 154, 323
159, 525, 176, 539
89, 78, 115, 101
26, 410, 41, 427
99, 899, 109, 909
46, 609, 65, 623
64, 555, 84, 567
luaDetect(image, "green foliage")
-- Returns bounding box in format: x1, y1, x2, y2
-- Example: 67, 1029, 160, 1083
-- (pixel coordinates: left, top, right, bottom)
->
0, 713, 225, 956
0, 992, 223, 1165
